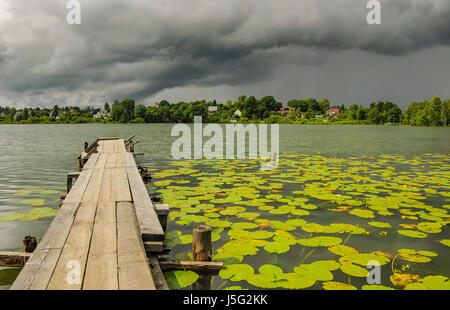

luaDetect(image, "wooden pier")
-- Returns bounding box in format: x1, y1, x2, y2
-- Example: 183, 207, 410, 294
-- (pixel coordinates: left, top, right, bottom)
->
10, 137, 165, 290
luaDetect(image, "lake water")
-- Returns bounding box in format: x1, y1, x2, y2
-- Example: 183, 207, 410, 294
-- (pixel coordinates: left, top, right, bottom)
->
0, 124, 449, 290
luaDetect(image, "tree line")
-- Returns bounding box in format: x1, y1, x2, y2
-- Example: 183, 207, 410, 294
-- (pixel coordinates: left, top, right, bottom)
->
0, 96, 448, 126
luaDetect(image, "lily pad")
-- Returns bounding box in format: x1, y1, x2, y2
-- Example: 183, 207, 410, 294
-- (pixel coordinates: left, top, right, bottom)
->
328, 245, 359, 257
398, 230, 428, 238
259, 264, 283, 278
362, 284, 395, 290
20, 199, 45, 207
164, 270, 199, 289
264, 242, 290, 254
219, 264, 254, 281
422, 275, 450, 290
368, 221, 392, 228
322, 281, 357, 290
340, 263, 368, 277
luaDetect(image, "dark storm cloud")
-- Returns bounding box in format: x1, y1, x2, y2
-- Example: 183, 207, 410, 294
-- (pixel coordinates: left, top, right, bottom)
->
0, 0, 449, 107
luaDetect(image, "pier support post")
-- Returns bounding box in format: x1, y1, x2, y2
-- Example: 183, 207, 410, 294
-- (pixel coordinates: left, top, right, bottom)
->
77, 156, 82, 171
154, 204, 169, 231
192, 225, 212, 262
67, 172, 80, 193
192, 225, 213, 290
23, 236, 37, 253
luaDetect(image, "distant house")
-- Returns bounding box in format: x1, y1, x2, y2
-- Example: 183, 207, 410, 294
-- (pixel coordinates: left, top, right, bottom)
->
234, 109, 242, 117
93, 109, 110, 119
326, 108, 340, 116
208, 106, 218, 114
278, 106, 292, 114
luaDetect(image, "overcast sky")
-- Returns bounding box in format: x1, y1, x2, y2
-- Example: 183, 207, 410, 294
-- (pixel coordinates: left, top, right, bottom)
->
0, 0, 449, 108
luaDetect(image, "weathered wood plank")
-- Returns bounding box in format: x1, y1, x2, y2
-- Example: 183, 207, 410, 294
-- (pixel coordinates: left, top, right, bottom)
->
117, 202, 155, 290
124, 152, 135, 167
47, 165, 106, 290
105, 152, 116, 169
83, 208, 117, 289
149, 257, 169, 290
115, 152, 126, 168
102, 140, 115, 153
127, 166, 164, 241
82, 167, 118, 290
10, 202, 81, 290
82, 153, 100, 170
64, 170, 93, 204
0, 251, 31, 267
158, 260, 223, 273
116, 139, 126, 153
115, 167, 132, 202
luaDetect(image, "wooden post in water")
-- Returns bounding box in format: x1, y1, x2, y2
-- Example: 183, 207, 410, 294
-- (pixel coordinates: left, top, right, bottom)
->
192, 225, 213, 290
23, 236, 37, 253
192, 225, 212, 262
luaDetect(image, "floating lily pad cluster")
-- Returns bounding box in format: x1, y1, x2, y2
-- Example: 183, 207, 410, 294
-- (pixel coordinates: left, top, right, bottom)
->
153, 154, 449, 290
0, 188, 60, 222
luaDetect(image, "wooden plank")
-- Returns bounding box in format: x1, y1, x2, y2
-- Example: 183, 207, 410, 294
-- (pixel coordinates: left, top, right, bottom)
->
105, 153, 116, 169
0, 251, 31, 267
10, 202, 81, 290
144, 241, 163, 253
149, 257, 169, 290
124, 152, 136, 167
93, 153, 108, 171
117, 202, 155, 290
83, 167, 118, 289
47, 165, 106, 290
80, 152, 99, 170
98, 137, 119, 140
116, 139, 126, 153
126, 166, 164, 241
115, 167, 132, 202
102, 140, 115, 153
115, 152, 126, 168
158, 260, 224, 273
64, 169, 93, 204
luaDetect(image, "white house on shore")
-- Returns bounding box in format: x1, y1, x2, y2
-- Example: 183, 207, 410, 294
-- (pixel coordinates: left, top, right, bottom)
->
208, 106, 218, 114
234, 109, 242, 117
93, 109, 110, 119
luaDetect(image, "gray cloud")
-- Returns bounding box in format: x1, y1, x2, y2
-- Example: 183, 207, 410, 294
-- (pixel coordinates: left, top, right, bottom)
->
0, 0, 449, 108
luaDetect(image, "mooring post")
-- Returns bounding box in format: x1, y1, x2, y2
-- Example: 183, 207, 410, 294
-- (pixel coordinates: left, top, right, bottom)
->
192, 225, 212, 262
84, 141, 89, 151
23, 236, 37, 253
192, 225, 213, 290
67, 176, 73, 193
67, 172, 80, 193
77, 155, 82, 171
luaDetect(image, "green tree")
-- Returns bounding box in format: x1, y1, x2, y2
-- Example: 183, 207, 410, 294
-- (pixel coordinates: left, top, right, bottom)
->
135, 104, 147, 119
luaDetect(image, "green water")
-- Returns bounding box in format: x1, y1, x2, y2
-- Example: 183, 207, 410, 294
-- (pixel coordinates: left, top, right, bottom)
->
0, 124, 449, 290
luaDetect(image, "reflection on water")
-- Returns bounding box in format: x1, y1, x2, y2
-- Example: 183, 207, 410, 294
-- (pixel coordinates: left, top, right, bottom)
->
0, 124, 449, 289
